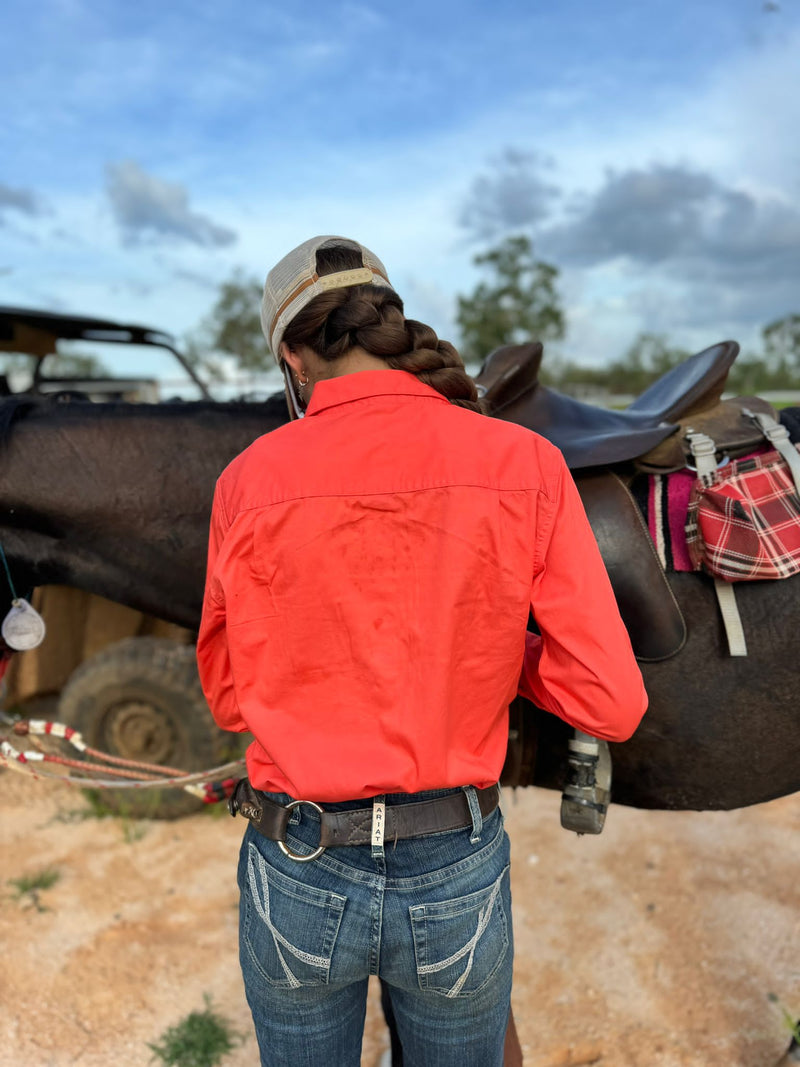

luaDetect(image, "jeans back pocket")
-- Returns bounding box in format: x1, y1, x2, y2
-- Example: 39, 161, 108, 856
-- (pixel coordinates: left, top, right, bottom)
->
409, 864, 510, 998
242, 842, 346, 988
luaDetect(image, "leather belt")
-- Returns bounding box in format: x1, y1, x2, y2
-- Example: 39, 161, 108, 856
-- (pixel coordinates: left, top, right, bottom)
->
229, 779, 500, 860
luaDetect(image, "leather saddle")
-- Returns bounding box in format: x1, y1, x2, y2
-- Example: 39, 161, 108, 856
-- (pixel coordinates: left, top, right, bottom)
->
476, 339, 740, 469
474, 341, 755, 663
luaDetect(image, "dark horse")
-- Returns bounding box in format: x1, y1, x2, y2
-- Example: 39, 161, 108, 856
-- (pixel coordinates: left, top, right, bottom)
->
0, 347, 798, 812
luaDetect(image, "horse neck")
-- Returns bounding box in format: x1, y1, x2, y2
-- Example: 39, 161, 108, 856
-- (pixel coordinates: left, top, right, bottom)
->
0, 401, 288, 627
2, 401, 284, 505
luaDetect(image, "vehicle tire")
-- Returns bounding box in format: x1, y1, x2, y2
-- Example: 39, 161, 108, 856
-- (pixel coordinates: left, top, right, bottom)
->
58, 636, 234, 819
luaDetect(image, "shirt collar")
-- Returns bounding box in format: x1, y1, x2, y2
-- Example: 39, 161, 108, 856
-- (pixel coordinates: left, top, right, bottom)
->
304, 369, 446, 417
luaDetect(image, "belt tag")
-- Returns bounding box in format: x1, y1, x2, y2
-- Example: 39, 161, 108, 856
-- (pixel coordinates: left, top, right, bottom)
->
371, 799, 386, 849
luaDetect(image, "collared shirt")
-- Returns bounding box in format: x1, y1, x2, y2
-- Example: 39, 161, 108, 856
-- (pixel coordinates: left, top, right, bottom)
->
197, 369, 647, 802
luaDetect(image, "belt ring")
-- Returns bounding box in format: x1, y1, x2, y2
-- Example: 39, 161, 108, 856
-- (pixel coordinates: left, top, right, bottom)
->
278, 798, 326, 862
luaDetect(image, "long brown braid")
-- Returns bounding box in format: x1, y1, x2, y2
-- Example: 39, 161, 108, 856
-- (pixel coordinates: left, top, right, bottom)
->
281, 246, 484, 413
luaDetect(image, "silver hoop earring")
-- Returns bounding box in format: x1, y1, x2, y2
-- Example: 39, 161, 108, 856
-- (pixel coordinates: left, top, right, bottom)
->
297, 373, 309, 397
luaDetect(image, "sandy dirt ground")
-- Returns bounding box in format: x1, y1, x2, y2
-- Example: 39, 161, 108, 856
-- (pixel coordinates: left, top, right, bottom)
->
1, 770, 798, 1067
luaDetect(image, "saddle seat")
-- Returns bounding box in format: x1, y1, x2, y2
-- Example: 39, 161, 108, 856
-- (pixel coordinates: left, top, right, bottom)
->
476, 340, 740, 469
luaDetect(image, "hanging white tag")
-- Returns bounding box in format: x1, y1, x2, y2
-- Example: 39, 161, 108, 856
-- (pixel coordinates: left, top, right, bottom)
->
1, 598, 46, 651
371, 799, 386, 849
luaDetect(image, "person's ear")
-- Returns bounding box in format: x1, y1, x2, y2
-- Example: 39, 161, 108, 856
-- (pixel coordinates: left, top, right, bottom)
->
280, 342, 305, 379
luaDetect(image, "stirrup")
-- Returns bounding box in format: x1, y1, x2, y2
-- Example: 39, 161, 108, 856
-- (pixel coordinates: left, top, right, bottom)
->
560, 731, 612, 835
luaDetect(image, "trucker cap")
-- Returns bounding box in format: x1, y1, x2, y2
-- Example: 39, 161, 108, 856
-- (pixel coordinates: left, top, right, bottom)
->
261, 235, 395, 358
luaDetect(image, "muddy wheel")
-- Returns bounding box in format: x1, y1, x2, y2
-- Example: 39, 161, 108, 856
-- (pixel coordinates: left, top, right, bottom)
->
58, 637, 232, 819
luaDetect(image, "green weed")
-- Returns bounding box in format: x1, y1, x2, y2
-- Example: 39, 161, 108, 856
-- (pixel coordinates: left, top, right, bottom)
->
80, 788, 118, 818
202, 797, 230, 820
81, 787, 160, 819
8, 866, 61, 911
767, 992, 800, 1044
148, 995, 243, 1067
78, 788, 152, 841
50, 804, 102, 824
121, 818, 148, 843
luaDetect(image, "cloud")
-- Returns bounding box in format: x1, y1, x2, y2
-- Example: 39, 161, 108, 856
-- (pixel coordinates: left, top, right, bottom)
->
169, 265, 221, 290
106, 160, 237, 248
0, 182, 41, 222
548, 166, 719, 264
546, 164, 800, 278
454, 150, 800, 339
534, 163, 800, 335
459, 149, 560, 243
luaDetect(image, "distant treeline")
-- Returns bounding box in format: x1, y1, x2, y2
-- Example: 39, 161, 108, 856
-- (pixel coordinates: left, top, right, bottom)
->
538, 318, 800, 398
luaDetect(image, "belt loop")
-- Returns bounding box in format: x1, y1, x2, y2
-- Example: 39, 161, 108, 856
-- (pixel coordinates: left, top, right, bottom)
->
463, 786, 483, 844
371, 795, 386, 860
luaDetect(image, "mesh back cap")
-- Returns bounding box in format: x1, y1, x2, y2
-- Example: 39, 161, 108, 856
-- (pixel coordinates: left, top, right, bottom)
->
261, 235, 395, 358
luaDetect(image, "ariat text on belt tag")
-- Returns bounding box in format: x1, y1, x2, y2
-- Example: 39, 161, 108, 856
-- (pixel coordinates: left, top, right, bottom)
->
371, 800, 386, 849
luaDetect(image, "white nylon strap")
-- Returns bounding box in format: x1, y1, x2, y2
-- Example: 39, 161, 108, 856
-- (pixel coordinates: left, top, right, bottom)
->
713, 579, 748, 656
686, 429, 748, 656
685, 430, 719, 484
745, 410, 800, 496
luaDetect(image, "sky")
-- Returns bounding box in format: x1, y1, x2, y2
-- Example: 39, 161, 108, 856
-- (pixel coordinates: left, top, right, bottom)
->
2, 0, 799, 390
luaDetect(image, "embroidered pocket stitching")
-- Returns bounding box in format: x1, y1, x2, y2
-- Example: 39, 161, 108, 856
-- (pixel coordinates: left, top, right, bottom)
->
415, 871, 504, 997
411, 865, 508, 998
247, 847, 337, 987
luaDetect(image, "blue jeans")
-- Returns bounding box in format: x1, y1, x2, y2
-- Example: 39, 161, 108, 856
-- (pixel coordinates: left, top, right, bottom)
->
237, 787, 513, 1067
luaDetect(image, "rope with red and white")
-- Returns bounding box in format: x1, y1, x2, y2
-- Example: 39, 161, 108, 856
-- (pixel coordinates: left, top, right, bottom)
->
0, 718, 244, 803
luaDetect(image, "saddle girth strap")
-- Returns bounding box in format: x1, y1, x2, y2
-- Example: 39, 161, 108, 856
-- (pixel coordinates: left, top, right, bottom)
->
685, 429, 747, 656
745, 409, 800, 495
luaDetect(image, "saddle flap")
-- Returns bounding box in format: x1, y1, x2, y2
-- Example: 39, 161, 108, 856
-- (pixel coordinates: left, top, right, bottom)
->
577, 471, 686, 662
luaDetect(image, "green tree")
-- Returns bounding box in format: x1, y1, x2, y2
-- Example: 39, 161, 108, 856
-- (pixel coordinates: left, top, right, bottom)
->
726, 353, 771, 395
726, 315, 800, 395
43, 352, 110, 377
541, 333, 690, 398
602, 332, 690, 395
0, 350, 109, 388
763, 313, 800, 381
455, 235, 565, 362
186, 270, 268, 379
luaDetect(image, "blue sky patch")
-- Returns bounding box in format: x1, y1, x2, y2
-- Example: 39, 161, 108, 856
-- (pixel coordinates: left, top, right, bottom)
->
3, 0, 799, 383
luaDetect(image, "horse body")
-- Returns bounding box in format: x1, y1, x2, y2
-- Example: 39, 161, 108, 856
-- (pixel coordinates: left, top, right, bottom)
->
533, 570, 800, 810
1, 385, 798, 812
0, 398, 285, 628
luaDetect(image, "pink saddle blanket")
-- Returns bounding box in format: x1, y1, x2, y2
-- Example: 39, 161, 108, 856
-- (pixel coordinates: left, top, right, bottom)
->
637, 448, 769, 572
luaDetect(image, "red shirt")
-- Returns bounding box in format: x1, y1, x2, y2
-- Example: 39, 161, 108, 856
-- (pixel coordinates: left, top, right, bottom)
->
197, 370, 646, 801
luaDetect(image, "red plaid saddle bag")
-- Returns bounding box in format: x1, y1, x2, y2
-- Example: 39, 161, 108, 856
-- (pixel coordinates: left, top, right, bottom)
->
685, 420, 800, 581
